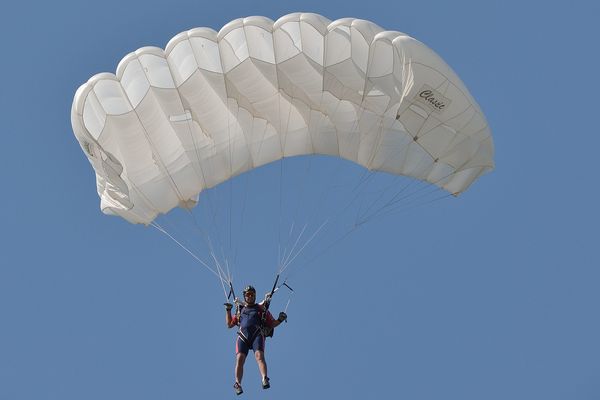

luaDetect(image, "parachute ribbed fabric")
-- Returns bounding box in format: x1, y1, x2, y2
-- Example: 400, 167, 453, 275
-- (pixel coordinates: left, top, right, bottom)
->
71, 13, 494, 224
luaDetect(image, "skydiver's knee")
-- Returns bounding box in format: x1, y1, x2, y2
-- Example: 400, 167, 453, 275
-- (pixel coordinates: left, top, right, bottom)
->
255, 351, 265, 361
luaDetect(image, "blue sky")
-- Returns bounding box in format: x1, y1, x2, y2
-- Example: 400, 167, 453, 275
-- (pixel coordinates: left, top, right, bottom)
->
1, 1, 599, 399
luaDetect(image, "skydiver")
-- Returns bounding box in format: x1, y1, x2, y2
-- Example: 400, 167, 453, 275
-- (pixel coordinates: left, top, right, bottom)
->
225, 285, 287, 395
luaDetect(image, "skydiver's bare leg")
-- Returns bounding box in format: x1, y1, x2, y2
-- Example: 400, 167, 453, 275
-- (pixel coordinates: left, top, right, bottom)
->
255, 350, 267, 379
235, 353, 246, 384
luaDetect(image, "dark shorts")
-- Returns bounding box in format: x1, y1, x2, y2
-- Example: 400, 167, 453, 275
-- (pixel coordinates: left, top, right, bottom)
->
236, 332, 265, 355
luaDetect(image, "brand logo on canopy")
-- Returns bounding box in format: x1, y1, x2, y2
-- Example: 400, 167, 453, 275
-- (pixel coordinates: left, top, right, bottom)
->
414, 84, 451, 114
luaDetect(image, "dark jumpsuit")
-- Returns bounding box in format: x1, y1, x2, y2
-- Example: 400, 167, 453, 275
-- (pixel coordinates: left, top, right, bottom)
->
232, 304, 275, 355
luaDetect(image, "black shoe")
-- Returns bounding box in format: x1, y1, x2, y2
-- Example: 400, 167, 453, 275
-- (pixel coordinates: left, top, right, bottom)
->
234, 382, 243, 395
262, 377, 270, 389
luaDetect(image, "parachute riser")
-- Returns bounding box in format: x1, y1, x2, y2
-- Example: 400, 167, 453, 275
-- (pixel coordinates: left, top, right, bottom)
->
227, 281, 243, 319
263, 274, 293, 324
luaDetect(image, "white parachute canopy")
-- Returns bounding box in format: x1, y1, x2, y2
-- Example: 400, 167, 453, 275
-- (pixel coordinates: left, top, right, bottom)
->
71, 13, 494, 225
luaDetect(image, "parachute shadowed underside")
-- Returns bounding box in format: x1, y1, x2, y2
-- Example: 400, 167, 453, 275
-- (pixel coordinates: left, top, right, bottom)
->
71, 13, 494, 224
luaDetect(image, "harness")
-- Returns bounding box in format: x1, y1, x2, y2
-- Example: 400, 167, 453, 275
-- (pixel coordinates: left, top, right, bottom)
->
236, 304, 268, 347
